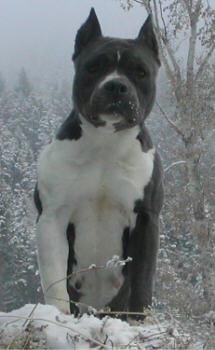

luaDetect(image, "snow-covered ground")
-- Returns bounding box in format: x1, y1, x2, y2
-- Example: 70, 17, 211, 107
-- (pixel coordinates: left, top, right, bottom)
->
0, 303, 202, 349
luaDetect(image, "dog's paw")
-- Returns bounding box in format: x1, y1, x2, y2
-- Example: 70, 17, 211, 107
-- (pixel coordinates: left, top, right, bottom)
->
57, 302, 71, 315
45, 296, 71, 315
56, 298, 71, 314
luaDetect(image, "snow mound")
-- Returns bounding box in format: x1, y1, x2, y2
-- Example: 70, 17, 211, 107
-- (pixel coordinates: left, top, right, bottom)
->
0, 304, 196, 349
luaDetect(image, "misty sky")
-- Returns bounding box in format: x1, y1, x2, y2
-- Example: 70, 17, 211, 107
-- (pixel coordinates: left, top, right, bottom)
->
0, 0, 147, 85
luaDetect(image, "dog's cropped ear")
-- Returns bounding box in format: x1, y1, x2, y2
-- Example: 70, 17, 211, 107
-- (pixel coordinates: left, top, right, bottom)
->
73, 8, 102, 60
137, 15, 160, 65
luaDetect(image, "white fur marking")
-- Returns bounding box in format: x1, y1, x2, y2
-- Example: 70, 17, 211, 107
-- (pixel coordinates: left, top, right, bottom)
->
98, 71, 121, 89
37, 124, 155, 310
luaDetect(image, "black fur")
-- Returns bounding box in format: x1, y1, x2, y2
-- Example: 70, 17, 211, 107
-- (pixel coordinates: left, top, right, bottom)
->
129, 152, 163, 313
34, 184, 42, 222
66, 223, 80, 315
56, 110, 82, 141
73, 8, 102, 60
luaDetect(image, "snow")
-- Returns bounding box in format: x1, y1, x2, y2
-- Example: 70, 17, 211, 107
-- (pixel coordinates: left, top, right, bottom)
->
0, 303, 199, 349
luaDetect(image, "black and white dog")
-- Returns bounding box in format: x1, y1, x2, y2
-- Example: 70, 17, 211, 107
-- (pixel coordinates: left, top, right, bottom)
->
34, 8, 163, 316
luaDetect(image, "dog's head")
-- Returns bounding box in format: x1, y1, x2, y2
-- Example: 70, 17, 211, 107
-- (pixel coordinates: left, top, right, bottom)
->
72, 8, 160, 132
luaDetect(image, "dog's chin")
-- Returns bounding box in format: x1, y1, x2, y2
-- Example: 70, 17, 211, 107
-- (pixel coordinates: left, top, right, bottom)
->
100, 113, 137, 132
83, 97, 139, 129
100, 113, 123, 132
79, 101, 139, 131
84, 105, 138, 131
100, 112, 123, 125
84, 110, 137, 133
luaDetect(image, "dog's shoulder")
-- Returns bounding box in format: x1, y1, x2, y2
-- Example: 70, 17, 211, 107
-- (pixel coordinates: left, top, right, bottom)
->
137, 123, 162, 175
35, 138, 73, 213
37, 111, 82, 178
136, 123, 163, 214
137, 123, 153, 152
56, 110, 82, 141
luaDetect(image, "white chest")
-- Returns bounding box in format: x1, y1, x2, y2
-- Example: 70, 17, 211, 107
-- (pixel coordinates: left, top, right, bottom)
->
39, 126, 154, 212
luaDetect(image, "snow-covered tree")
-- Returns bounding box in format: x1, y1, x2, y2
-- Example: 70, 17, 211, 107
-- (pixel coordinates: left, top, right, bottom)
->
0, 72, 6, 96
0, 70, 72, 311
15, 67, 32, 97
120, 0, 215, 321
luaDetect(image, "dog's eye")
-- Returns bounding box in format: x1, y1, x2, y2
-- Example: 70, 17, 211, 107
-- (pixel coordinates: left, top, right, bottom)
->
134, 65, 146, 78
86, 56, 110, 74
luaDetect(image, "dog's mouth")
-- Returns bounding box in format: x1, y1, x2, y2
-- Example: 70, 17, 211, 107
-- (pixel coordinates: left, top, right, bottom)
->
104, 102, 124, 115
102, 102, 138, 130
102, 102, 126, 121
86, 96, 140, 131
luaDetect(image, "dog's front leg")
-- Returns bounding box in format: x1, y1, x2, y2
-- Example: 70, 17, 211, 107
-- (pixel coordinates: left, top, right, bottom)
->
37, 210, 71, 314
129, 212, 159, 317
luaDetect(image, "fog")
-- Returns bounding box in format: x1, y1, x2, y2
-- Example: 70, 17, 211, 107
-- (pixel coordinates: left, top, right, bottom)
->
0, 0, 147, 86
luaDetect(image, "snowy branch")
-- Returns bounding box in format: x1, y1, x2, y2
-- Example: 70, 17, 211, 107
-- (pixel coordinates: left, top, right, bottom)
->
164, 161, 187, 174
156, 102, 186, 141
195, 42, 215, 80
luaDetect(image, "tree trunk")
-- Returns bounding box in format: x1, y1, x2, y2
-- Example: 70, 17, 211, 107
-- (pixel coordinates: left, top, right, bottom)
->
186, 156, 205, 221
184, 140, 210, 242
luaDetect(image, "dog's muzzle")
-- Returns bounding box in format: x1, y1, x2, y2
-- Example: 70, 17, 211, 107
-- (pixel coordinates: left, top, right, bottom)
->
88, 77, 140, 131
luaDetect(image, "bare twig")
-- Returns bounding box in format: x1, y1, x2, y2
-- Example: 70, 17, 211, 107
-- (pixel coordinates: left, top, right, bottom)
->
44, 295, 155, 319
164, 161, 187, 173
143, 330, 168, 340
46, 264, 105, 294
6, 335, 17, 350
22, 329, 32, 350
131, 0, 144, 4
152, 0, 181, 81
47, 296, 151, 318
96, 310, 148, 317
158, 0, 167, 41
23, 304, 40, 349
122, 330, 167, 348
46, 256, 132, 294
6, 304, 39, 350
136, 0, 179, 88
156, 102, 186, 141
22, 303, 39, 328
195, 42, 215, 80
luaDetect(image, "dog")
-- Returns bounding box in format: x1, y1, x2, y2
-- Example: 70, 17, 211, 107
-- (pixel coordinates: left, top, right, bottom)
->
34, 8, 163, 317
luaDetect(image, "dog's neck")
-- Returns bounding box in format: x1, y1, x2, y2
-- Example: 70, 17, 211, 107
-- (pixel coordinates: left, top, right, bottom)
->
70, 113, 142, 161
79, 113, 140, 139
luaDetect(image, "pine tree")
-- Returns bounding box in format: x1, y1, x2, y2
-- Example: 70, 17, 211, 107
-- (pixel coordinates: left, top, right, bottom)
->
15, 68, 32, 97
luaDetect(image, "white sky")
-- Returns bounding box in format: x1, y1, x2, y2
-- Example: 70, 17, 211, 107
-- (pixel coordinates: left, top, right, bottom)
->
0, 0, 147, 85
1, 0, 214, 86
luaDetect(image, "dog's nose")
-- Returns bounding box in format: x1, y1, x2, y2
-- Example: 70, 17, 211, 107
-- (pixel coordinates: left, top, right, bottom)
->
104, 79, 128, 96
